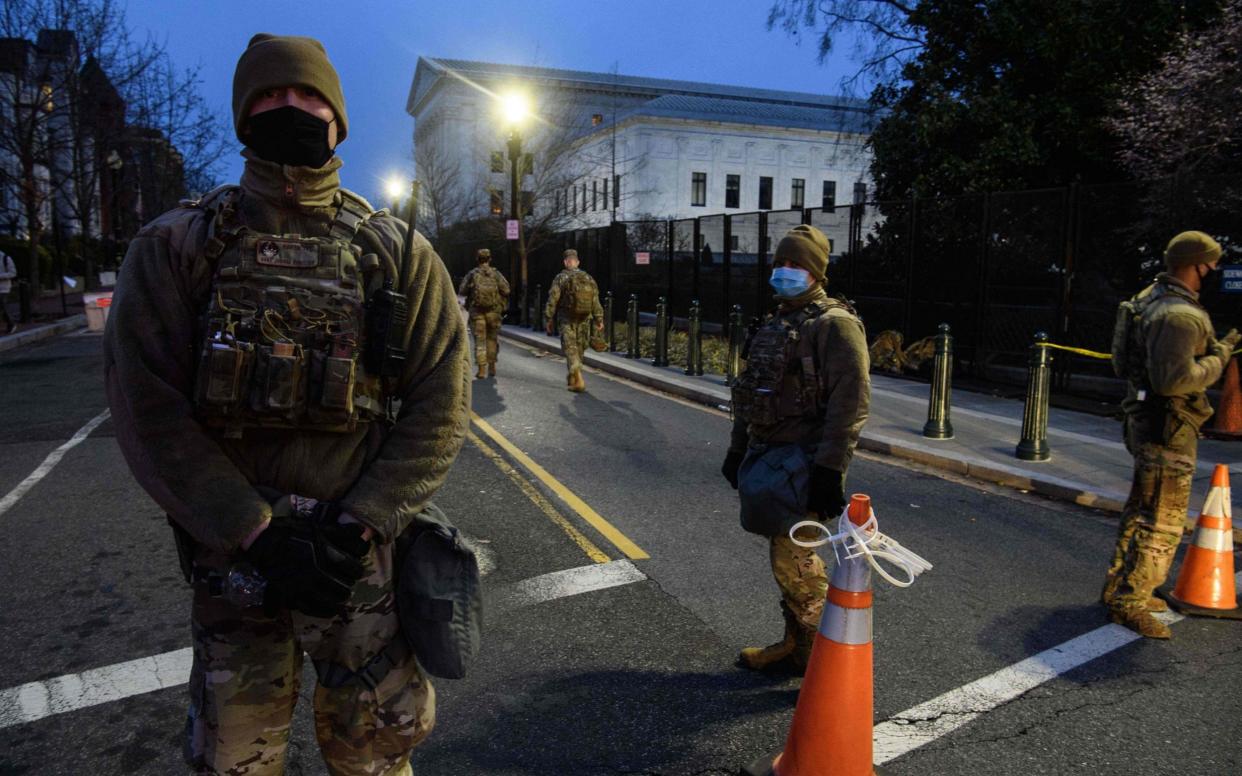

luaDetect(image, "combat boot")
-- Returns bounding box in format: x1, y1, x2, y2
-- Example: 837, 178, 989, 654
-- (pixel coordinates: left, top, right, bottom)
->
1100, 574, 1168, 612
1109, 608, 1171, 639
568, 370, 585, 393
737, 602, 812, 675
476, 364, 487, 380
488, 362, 496, 378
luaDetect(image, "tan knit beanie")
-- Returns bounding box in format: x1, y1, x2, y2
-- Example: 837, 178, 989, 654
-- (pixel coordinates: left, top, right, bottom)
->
1164, 230, 1221, 268
232, 33, 348, 143
774, 225, 830, 282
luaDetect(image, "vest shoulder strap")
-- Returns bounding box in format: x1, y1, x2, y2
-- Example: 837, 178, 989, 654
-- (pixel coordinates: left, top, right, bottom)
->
330, 188, 377, 243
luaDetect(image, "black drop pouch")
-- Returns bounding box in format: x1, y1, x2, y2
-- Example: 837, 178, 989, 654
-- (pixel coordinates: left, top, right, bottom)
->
395, 504, 482, 680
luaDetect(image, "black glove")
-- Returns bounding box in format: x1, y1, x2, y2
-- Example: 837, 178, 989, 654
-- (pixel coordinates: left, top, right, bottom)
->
807, 466, 846, 518
244, 504, 369, 618
721, 450, 745, 490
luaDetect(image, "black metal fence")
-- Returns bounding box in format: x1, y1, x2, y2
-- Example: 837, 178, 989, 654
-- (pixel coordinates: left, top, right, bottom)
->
442, 174, 1240, 401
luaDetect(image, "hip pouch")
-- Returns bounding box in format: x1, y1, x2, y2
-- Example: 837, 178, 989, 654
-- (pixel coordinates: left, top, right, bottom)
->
737, 443, 812, 537
396, 504, 483, 679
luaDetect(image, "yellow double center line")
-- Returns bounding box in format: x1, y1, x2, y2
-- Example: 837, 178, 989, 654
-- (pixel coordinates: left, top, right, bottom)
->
469, 413, 649, 561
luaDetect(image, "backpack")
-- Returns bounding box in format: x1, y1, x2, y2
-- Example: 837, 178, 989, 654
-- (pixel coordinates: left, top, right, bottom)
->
470, 267, 503, 311
561, 271, 597, 320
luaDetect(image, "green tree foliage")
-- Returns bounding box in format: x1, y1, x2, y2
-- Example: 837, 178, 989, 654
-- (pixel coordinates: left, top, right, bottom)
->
770, 1, 1224, 199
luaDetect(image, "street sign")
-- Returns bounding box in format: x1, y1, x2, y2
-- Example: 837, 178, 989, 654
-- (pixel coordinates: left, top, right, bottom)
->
1223, 266, 1242, 293
506, 219, 520, 240
635, 251, 650, 265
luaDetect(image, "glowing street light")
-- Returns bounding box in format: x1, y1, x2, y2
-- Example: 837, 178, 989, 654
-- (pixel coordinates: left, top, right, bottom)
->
497, 90, 533, 322
499, 91, 530, 127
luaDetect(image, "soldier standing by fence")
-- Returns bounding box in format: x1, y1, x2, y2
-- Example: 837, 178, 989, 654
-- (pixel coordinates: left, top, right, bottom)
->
545, 249, 603, 393
1103, 230, 1239, 639
458, 248, 510, 379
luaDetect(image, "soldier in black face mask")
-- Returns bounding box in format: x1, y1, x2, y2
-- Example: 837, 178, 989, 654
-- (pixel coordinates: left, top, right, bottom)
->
103, 32, 471, 776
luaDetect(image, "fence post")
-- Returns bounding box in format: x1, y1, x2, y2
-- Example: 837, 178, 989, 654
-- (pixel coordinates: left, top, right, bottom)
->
1016, 332, 1052, 461
685, 299, 703, 376
922, 323, 954, 439
726, 304, 744, 385
653, 296, 670, 367
626, 293, 640, 359
531, 284, 543, 332
519, 284, 529, 327
604, 291, 615, 352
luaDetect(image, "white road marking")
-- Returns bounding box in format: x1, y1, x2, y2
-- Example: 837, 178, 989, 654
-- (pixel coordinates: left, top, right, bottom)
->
0, 409, 110, 518
0, 559, 647, 729
873, 571, 1241, 764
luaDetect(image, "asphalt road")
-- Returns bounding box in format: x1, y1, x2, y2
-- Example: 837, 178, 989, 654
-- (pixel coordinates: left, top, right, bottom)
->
0, 331, 1239, 775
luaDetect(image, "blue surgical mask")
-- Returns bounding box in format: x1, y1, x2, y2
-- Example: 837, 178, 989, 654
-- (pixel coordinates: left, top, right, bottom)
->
769, 266, 813, 297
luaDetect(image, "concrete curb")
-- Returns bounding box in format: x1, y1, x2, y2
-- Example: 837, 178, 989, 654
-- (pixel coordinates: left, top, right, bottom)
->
501, 325, 1132, 515
0, 315, 87, 354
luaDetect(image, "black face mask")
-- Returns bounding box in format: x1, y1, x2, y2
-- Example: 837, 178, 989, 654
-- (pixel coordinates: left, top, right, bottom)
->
244, 106, 335, 168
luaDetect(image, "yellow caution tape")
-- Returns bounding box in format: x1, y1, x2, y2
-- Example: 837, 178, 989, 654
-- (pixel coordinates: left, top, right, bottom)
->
1035, 342, 1112, 360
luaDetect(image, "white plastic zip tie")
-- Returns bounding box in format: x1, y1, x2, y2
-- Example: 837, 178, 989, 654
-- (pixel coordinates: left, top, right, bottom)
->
789, 505, 933, 588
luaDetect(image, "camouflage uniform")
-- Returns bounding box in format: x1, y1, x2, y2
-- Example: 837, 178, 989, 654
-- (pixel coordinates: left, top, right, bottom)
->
103, 34, 469, 775
458, 263, 509, 375
1105, 271, 1230, 631
730, 285, 870, 633
544, 268, 603, 389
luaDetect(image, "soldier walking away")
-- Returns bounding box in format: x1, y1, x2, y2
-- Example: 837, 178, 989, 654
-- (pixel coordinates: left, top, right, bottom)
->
721, 225, 870, 674
544, 248, 603, 392
0, 248, 16, 334
103, 33, 470, 775
1103, 230, 1239, 639
458, 247, 509, 379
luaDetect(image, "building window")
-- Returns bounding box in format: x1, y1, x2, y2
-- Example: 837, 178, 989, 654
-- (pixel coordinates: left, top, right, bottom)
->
602, 178, 609, 210
581, 183, 588, 213
730, 234, 739, 251
490, 190, 503, 216
691, 172, 707, 207
725, 174, 740, 208
791, 178, 805, 209
522, 154, 534, 176
853, 181, 867, 204
592, 179, 598, 210
613, 175, 620, 208
521, 190, 534, 215
490, 151, 504, 173
758, 176, 772, 210
572, 186, 577, 214
822, 180, 837, 210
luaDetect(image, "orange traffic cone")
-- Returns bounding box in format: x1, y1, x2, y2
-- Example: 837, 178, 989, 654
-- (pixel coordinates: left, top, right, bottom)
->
742, 494, 891, 776
1206, 356, 1242, 440
1162, 464, 1241, 619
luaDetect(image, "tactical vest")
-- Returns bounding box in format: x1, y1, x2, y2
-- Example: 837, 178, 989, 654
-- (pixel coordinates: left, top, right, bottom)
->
732, 300, 839, 426
192, 187, 391, 438
1110, 281, 1197, 392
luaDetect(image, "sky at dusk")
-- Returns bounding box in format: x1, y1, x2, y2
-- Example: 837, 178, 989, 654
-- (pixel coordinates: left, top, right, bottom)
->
121, 0, 857, 206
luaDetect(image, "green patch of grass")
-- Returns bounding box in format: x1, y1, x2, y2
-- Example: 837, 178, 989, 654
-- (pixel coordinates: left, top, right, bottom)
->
610, 323, 732, 375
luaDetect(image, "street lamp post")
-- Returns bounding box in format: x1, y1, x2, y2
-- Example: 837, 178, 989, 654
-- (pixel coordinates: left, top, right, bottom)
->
499, 92, 530, 324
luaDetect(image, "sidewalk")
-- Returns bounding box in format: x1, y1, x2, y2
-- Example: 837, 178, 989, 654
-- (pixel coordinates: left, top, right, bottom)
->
0, 315, 87, 354
501, 324, 1241, 519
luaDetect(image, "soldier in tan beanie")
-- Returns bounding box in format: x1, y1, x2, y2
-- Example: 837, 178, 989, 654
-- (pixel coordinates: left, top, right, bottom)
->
104, 33, 469, 776
1103, 230, 1239, 638
723, 225, 870, 674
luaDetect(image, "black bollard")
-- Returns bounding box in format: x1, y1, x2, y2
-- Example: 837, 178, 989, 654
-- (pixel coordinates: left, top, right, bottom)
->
531, 284, 543, 332
685, 299, 703, 376
726, 304, 744, 385
604, 291, 615, 352
922, 323, 954, 439
626, 294, 640, 359
1016, 331, 1052, 461
653, 296, 670, 367
519, 285, 529, 327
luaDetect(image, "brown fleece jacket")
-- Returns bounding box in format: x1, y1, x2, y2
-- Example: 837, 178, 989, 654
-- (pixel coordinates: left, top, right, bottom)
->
103, 152, 470, 553
729, 286, 871, 473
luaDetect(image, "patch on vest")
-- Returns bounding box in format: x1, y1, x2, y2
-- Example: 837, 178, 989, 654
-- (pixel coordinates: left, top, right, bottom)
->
256, 238, 320, 268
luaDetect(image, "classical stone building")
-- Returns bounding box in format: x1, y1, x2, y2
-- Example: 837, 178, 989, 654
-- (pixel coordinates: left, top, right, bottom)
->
407, 58, 877, 237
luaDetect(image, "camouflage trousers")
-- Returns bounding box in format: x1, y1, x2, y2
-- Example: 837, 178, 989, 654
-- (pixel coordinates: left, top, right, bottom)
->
185, 538, 434, 776
1105, 415, 1197, 615
558, 318, 592, 376
469, 310, 502, 368
770, 523, 830, 630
